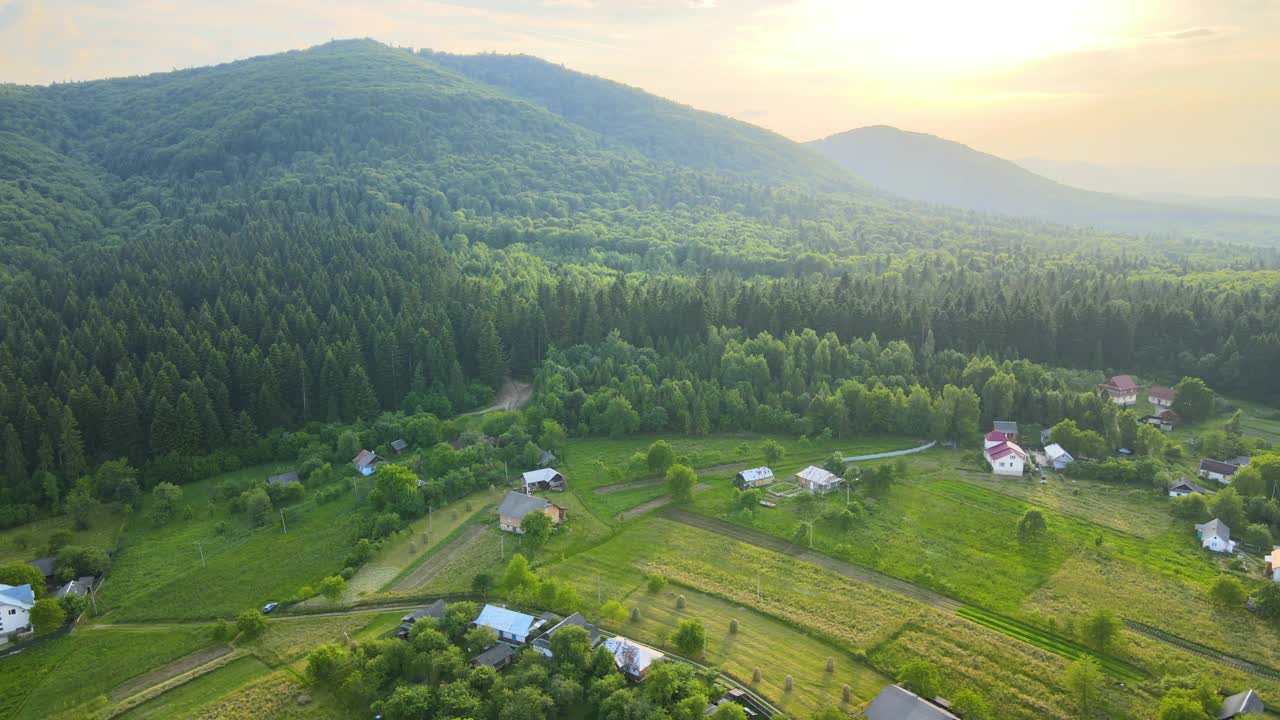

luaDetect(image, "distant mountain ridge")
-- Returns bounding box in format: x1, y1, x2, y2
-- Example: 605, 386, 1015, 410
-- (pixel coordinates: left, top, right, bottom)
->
808, 125, 1279, 242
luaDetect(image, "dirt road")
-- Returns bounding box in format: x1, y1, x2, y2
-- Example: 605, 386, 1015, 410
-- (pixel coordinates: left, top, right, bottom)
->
391, 524, 488, 591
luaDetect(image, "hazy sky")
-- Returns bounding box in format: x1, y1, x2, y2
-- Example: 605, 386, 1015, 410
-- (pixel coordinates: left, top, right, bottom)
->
3, 0, 1279, 196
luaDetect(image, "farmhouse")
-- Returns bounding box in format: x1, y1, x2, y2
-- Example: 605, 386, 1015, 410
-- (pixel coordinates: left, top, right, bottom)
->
497, 491, 566, 534
267, 471, 299, 486
734, 467, 775, 489
470, 643, 517, 670
1199, 459, 1240, 484
992, 420, 1019, 439
521, 468, 566, 492
1266, 548, 1280, 582
390, 439, 408, 454
795, 465, 842, 495
54, 577, 95, 599
397, 599, 446, 640
1143, 415, 1175, 432
473, 604, 545, 646
1148, 386, 1176, 408
0, 583, 34, 641
602, 636, 664, 681
984, 440, 1027, 477
864, 685, 960, 720
1168, 478, 1211, 498
352, 449, 384, 476
1217, 689, 1264, 719
1099, 375, 1139, 405
983, 430, 1009, 449
1195, 518, 1236, 554
1043, 443, 1074, 471
532, 612, 601, 657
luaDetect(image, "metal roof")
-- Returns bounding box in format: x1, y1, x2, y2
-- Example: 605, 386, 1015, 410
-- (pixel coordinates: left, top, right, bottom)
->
1218, 689, 1264, 719
992, 420, 1019, 434
736, 467, 774, 483
864, 685, 960, 720
522, 468, 561, 485
1196, 518, 1232, 541
1043, 444, 1072, 461
603, 636, 664, 675
498, 491, 552, 520
268, 471, 299, 485
470, 643, 516, 667
796, 466, 839, 486
474, 604, 542, 639
0, 583, 36, 610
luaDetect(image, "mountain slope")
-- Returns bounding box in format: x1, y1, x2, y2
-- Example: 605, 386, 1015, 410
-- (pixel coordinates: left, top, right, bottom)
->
809, 125, 1279, 242
424, 51, 862, 191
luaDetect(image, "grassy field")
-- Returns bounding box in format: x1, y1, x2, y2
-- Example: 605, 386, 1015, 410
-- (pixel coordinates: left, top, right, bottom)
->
0, 624, 216, 720
94, 463, 364, 622
559, 434, 917, 520
173, 669, 344, 720
116, 656, 274, 720
0, 502, 126, 565
544, 517, 1155, 720
688, 446, 1280, 670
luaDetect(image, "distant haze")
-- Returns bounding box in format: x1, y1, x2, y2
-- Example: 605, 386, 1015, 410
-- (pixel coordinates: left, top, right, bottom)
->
1, 0, 1278, 189
1017, 158, 1280, 201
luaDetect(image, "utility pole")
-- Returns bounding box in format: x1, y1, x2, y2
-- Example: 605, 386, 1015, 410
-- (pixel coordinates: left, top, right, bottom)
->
195, 541, 206, 568
500, 534, 505, 560
429, 506, 433, 535
756, 575, 761, 603
808, 522, 814, 549
88, 581, 99, 614
280, 509, 288, 534
596, 575, 601, 604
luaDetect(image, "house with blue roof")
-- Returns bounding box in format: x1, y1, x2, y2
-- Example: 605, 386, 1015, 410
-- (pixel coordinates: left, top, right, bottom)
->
0, 583, 35, 642
473, 604, 545, 646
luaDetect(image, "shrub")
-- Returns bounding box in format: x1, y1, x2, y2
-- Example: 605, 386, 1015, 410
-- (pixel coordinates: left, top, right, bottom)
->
237, 609, 268, 639
670, 618, 705, 655
646, 574, 667, 593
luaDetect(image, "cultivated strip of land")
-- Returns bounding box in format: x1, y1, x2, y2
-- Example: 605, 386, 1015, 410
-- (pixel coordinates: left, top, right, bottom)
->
618, 484, 710, 520
108, 645, 235, 701
595, 463, 748, 494
1125, 620, 1280, 680
390, 524, 489, 591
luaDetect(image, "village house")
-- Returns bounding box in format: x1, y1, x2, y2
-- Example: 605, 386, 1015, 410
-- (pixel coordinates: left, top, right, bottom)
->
1098, 375, 1139, 406
352, 449, 384, 476
734, 467, 775, 489
1195, 518, 1236, 554
497, 491, 566, 534
54, 577, 95, 599
705, 688, 772, 718
1043, 443, 1074, 471
1267, 549, 1280, 583
390, 439, 409, 454
473, 604, 545, 646
1148, 386, 1176, 408
864, 685, 960, 720
1168, 478, 1211, 498
267, 471, 299, 487
520, 468, 567, 492
396, 599, 446, 640
1143, 414, 1176, 432
984, 439, 1027, 477
0, 583, 34, 643
795, 465, 842, 495
470, 643, 517, 670
1217, 689, 1265, 719
992, 420, 1019, 439
984, 430, 1009, 449
532, 612, 601, 657
1199, 459, 1240, 485
602, 636, 664, 681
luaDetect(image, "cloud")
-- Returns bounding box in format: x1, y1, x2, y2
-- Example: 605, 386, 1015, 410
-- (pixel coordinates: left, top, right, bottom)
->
1146, 26, 1218, 41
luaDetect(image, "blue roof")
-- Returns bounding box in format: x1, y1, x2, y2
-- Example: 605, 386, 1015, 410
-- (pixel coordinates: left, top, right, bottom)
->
475, 604, 541, 638
0, 583, 35, 610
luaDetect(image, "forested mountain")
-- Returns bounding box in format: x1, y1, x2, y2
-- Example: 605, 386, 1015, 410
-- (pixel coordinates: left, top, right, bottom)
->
3, 39, 1280, 521
809, 125, 1280, 243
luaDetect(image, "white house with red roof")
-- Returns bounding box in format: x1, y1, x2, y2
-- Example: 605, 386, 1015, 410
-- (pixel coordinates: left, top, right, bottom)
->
1147, 386, 1176, 408
984, 439, 1027, 477
1099, 375, 1138, 406
983, 430, 1009, 449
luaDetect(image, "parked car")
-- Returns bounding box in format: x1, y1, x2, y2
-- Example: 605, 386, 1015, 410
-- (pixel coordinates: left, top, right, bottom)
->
261, 601, 279, 614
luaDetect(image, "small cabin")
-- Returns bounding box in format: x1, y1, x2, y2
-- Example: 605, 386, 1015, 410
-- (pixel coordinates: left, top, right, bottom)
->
734, 467, 774, 489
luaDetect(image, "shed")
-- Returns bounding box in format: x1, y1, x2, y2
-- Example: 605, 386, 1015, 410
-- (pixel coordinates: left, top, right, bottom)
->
734, 467, 775, 489
390, 439, 409, 454
539, 449, 558, 467
474, 604, 544, 645
54, 577, 94, 599
1217, 689, 1264, 719
25, 557, 55, 579
521, 468, 566, 492
1043, 443, 1074, 471
267, 471, 299, 486
397, 599, 447, 639
1195, 518, 1236, 553
1199, 459, 1240, 484
470, 643, 517, 670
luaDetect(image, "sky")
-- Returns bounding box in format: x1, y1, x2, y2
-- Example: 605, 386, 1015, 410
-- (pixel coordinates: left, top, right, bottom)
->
2, 0, 1279, 197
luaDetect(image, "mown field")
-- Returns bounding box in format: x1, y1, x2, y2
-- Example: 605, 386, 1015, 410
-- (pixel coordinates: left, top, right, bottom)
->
0, 502, 125, 565
94, 463, 362, 622
115, 656, 274, 720
687, 447, 1280, 670
0, 624, 216, 720
544, 517, 1155, 720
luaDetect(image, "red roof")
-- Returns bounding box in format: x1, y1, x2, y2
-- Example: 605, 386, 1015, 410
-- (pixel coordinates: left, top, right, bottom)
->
984, 430, 1007, 442
985, 441, 1026, 461
1148, 386, 1175, 402
1103, 375, 1138, 392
